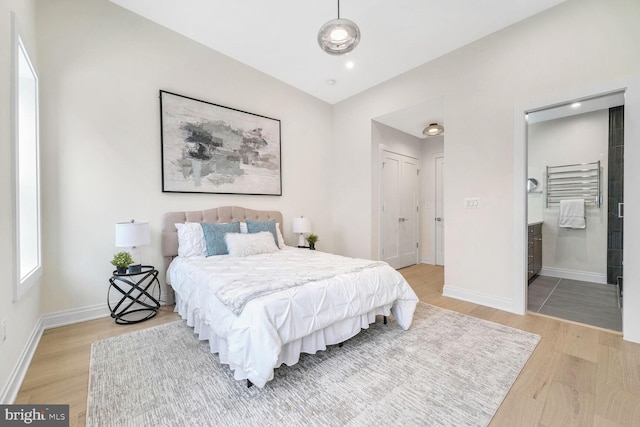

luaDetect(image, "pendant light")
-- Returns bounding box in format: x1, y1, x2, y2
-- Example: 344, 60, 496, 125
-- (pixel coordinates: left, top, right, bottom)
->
423, 123, 444, 137
317, 0, 361, 55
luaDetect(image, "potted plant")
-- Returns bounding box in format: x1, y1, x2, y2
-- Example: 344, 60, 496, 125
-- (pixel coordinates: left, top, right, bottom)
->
306, 234, 319, 250
111, 251, 134, 274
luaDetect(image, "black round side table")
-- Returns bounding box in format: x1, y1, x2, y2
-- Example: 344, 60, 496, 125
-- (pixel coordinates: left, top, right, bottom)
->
108, 265, 160, 324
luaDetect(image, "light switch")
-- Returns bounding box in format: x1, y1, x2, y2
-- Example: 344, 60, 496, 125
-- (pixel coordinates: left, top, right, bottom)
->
464, 198, 480, 208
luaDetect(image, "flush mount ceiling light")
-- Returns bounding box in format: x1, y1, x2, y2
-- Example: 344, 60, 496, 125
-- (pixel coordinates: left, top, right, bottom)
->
423, 123, 444, 137
317, 0, 361, 56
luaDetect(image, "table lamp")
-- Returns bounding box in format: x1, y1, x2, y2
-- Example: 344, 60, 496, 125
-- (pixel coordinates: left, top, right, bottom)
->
115, 220, 150, 270
292, 216, 312, 247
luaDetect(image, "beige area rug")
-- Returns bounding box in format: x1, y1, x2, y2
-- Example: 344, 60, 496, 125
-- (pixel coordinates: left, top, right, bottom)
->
87, 303, 540, 426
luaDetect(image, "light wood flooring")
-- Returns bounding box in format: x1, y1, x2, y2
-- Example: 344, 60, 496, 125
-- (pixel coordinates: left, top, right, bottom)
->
14, 263, 640, 426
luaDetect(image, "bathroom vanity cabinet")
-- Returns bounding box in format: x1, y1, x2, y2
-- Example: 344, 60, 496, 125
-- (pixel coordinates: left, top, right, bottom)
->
528, 222, 542, 281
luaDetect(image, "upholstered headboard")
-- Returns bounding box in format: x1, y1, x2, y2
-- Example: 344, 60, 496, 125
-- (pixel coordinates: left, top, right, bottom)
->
161, 206, 284, 302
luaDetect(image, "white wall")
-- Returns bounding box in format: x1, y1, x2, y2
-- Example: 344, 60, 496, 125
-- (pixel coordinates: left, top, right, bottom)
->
331, 0, 640, 326
35, 0, 334, 314
0, 0, 43, 403
528, 110, 608, 280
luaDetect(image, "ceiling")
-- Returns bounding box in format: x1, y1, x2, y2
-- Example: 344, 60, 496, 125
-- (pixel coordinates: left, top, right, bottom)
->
527, 92, 625, 124
110, 0, 566, 137
373, 96, 444, 139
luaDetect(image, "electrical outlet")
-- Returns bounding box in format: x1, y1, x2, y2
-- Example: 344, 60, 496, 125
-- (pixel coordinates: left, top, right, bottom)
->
464, 198, 480, 208
1, 320, 6, 345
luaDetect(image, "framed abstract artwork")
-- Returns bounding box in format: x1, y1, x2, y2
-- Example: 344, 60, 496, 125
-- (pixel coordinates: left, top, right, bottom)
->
159, 90, 282, 195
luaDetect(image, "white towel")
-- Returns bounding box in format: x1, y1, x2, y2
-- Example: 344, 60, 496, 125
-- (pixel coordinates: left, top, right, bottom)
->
559, 199, 585, 229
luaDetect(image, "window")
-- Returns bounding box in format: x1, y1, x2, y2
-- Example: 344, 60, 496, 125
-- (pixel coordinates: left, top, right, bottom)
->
12, 13, 42, 301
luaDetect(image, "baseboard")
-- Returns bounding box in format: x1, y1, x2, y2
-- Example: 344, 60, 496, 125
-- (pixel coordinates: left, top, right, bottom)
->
1, 303, 115, 404
539, 267, 607, 284
420, 256, 435, 265
0, 318, 44, 404
41, 303, 112, 330
442, 285, 514, 313
41, 299, 169, 330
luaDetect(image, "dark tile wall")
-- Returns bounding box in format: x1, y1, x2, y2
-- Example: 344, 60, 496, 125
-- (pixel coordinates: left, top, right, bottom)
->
607, 106, 624, 285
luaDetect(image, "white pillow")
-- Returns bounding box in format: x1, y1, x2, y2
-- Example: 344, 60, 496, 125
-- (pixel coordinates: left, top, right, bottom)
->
276, 223, 285, 249
175, 223, 206, 257
240, 222, 285, 248
225, 231, 279, 257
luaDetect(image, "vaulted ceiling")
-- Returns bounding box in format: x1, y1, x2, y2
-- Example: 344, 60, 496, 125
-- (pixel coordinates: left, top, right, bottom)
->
110, 0, 566, 105
110, 1, 566, 138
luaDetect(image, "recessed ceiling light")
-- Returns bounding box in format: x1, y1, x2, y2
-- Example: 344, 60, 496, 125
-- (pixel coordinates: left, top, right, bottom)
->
346, 61, 354, 69
571, 102, 581, 108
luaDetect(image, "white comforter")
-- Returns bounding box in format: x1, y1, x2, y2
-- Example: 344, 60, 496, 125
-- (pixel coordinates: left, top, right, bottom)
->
167, 247, 419, 387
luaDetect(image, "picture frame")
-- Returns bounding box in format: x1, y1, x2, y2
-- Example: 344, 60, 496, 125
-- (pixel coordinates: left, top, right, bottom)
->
159, 90, 282, 195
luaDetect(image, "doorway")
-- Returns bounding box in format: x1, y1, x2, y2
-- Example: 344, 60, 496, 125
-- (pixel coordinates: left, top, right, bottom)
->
524, 92, 624, 331
380, 150, 419, 269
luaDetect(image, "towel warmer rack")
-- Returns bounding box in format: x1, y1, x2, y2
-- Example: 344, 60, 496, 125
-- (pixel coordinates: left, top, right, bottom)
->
546, 161, 601, 208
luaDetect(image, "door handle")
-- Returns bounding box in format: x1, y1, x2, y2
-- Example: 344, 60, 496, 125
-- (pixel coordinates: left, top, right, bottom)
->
398, 218, 408, 222
618, 202, 624, 218
435, 217, 443, 222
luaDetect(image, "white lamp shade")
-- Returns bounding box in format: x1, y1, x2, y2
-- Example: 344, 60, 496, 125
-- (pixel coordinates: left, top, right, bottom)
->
292, 217, 312, 234
115, 221, 150, 247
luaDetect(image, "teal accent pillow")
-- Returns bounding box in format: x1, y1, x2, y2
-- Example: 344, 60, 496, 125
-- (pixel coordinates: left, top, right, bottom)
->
246, 220, 278, 246
200, 222, 241, 256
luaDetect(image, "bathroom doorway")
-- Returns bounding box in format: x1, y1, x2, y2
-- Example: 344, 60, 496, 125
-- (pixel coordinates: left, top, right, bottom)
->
525, 93, 624, 331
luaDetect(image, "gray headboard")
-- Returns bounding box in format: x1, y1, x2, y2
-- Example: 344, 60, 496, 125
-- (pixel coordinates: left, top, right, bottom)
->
161, 206, 284, 301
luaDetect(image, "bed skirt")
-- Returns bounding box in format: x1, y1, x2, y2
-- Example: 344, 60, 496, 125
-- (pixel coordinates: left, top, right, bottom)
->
174, 293, 393, 386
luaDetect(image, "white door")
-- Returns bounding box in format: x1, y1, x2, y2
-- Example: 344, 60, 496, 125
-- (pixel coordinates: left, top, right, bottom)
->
381, 150, 418, 269
435, 156, 445, 266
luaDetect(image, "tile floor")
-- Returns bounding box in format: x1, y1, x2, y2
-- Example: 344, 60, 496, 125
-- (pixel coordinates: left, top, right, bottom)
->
528, 275, 622, 331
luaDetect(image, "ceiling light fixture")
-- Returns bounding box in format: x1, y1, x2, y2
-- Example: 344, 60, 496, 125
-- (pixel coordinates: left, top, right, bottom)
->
317, 0, 361, 56
423, 123, 444, 137
571, 102, 582, 108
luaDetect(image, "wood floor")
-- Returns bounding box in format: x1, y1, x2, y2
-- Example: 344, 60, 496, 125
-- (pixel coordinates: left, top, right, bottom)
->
14, 264, 640, 426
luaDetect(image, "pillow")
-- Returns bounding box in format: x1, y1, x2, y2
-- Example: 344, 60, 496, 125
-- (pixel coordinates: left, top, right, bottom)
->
246, 220, 278, 247
276, 223, 285, 249
200, 221, 241, 256
175, 223, 206, 257
240, 221, 285, 247
225, 231, 279, 257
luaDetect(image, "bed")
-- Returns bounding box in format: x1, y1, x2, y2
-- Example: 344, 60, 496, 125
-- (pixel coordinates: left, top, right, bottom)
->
162, 206, 419, 388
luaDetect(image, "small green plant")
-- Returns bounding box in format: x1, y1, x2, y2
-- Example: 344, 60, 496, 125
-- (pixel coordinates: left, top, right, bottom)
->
306, 234, 319, 244
111, 251, 134, 267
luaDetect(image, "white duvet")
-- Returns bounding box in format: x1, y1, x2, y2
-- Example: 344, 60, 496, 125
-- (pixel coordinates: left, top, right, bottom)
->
167, 247, 419, 387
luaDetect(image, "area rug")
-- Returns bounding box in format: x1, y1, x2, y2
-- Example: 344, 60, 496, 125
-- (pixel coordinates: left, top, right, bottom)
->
86, 303, 540, 427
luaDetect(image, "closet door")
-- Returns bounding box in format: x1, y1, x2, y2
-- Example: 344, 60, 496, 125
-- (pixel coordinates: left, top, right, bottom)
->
435, 156, 445, 266
381, 150, 418, 269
